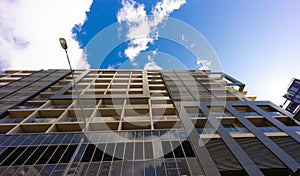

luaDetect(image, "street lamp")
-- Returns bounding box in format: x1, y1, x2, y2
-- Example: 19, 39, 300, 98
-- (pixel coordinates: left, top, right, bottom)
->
59, 38, 87, 176
59, 38, 87, 132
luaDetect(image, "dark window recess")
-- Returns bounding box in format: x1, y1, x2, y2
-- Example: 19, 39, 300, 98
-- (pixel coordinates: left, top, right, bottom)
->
162, 141, 174, 158
171, 141, 185, 158
235, 138, 286, 169
0, 145, 77, 166
92, 144, 105, 162
182, 141, 195, 157
103, 143, 115, 161
81, 144, 96, 162
37, 146, 58, 164
13, 146, 37, 166
48, 145, 68, 164
0, 147, 16, 165
25, 146, 47, 165
144, 142, 153, 160
59, 145, 77, 163
1, 147, 25, 166
205, 138, 242, 172
270, 136, 300, 164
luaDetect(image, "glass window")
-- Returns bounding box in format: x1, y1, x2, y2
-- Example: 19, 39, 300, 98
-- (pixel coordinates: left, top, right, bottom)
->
81, 144, 96, 162
171, 141, 184, 158
21, 134, 38, 145
124, 142, 134, 160
122, 161, 133, 175
135, 142, 143, 160
52, 134, 66, 144
92, 144, 105, 162
37, 146, 58, 164
40, 134, 56, 145
2, 136, 19, 146
74, 144, 87, 162
61, 133, 75, 144
32, 135, 46, 145
49, 145, 68, 164
99, 162, 111, 175
13, 146, 37, 166
11, 135, 30, 146
182, 141, 195, 157
114, 143, 125, 160
144, 160, 155, 175
144, 142, 153, 160
0, 147, 17, 165
133, 161, 145, 175
233, 106, 260, 116
86, 162, 101, 175
103, 143, 115, 161
2, 146, 26, 166
162, 141, 174, 159
176, 159, 190, 175
110, 161, 122, 176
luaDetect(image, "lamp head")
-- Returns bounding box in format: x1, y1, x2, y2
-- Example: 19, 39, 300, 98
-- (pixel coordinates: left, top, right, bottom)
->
59, 38, 68, 49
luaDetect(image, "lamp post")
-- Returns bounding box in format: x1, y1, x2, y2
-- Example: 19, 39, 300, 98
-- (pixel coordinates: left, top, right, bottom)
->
59, 38, 87, 132
59, 38, 87, 176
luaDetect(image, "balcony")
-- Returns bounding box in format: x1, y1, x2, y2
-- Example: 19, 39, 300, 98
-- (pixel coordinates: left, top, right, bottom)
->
257, 127, 281, 133
225, 127, 249, 133
0, 119, 22, 124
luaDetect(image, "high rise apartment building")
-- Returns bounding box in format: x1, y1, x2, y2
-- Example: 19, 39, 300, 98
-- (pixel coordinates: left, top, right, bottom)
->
0, 69, 299, 176
282, 78, 300, 121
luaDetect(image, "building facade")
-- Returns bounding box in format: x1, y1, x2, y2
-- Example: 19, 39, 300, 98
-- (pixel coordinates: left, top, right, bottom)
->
0, 69, 299, 176
282, 78, 300, 121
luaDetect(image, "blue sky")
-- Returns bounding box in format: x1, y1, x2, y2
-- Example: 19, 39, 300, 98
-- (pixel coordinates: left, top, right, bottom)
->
1, 0, 300, 105
73, 0, 300, 105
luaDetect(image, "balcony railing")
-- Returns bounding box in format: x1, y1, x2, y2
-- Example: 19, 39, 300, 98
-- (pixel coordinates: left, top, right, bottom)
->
210, 113, 233, 117
225, 127, 249, 133
240, 112, 260, 116
25, 118, 57, 123
12, 105, 41, 110
257, 127, 281, 133
59, 117, 84, 122
0, 119, 22, 123
188, 113, 206, 118
288, 126, 300, 132
267, 112, 284, 116
42, 105, 69, 109
197, 128, 216, 134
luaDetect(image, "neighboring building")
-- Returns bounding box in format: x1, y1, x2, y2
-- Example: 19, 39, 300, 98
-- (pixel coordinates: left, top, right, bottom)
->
282, 78, 300, 122
0, 69, 299, 176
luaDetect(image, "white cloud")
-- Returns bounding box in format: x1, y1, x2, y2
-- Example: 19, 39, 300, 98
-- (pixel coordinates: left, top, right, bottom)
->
0, 0, 93, 70
196, 58, 211, 70
107, 62, 122, 70
144, 54, 162, 70
117, 0, 186, 68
